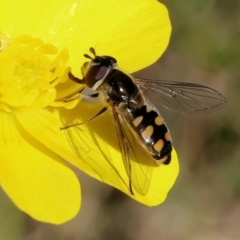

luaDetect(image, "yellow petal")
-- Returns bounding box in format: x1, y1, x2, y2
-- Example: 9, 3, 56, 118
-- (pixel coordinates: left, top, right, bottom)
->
0, 0, 171, 73
16, 108, 128, 190
15, 108, 101, 177
0, 110, 80, 224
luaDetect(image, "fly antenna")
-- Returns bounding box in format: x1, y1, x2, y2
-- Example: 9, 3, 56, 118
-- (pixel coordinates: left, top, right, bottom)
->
83, 54, 94, 60
89, 47, 96, 56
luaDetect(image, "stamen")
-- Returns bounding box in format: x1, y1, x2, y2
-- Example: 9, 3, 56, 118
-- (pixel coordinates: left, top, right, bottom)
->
0, 32, 12, 51
0, 34, 80, 111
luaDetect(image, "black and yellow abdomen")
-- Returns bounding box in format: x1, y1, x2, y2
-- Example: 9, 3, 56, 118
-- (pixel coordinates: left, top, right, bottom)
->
130, 105, 172, 164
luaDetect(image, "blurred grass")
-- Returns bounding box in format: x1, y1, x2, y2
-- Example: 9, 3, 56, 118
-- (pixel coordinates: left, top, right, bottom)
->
162, 0, 240, 70
0, 188, 23, 240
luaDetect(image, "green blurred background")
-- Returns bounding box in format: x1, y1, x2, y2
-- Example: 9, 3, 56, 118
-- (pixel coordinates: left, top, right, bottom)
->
1, 0, 240, 239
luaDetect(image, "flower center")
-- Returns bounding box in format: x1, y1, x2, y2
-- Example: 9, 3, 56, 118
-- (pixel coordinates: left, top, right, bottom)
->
0, 33, 80, 112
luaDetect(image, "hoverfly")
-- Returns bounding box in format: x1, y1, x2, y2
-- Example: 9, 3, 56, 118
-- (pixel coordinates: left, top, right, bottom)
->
61, 47, 227, 195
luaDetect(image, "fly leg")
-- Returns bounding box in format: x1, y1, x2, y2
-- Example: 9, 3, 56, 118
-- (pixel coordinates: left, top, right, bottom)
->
62, 69, 102, 129
64, 87, 99, 103
60, 106, 108, 130
65, 69, 99, 102
62, 71, 87, 103
68, 71, 85, 84
81, 92, 99, 99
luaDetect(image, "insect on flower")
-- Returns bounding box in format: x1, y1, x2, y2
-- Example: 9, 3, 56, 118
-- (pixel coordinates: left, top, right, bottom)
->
61, 48, 227, 196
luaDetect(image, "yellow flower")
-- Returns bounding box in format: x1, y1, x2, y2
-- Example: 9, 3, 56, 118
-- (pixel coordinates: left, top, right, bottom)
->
0, 0, 179, 224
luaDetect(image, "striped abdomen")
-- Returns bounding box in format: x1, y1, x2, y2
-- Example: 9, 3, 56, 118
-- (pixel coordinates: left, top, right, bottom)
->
131, 105, 172, 164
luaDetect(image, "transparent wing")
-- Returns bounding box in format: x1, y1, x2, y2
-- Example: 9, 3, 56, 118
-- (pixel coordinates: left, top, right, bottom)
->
110, 101, 154, 196
136, 79, 227, 114
61, 102, 130, 193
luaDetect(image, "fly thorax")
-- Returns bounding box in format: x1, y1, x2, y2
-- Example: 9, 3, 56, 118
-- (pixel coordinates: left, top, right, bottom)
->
117, 103, 135, 123
128, 91, 144, 108
104, 69, 140, 104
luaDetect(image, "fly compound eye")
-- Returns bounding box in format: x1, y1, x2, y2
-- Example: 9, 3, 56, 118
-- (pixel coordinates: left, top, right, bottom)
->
109, 57, 117, 64
102, 56, 117, 65
91, 56, 117, 68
